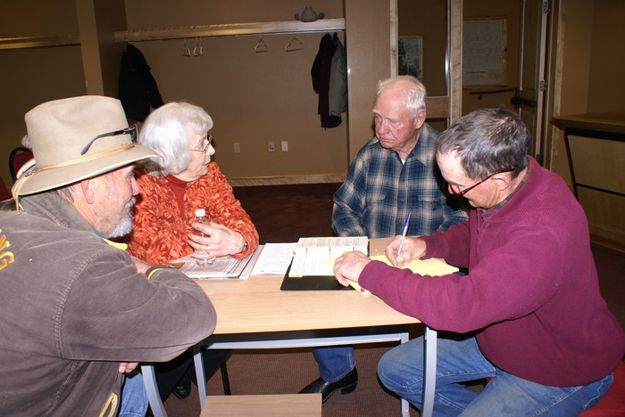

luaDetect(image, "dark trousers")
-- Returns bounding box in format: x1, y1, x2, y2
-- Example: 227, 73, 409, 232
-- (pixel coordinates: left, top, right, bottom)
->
154, 348, 230, 401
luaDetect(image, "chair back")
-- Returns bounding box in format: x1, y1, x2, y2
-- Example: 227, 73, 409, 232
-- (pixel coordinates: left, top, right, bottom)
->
9, 146, 34, 181
0, 175, 11, 201
579, 361, 625, 417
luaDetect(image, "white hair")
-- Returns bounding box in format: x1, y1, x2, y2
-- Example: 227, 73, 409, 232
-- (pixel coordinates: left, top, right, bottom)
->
376, 75, 427, 117
139, 102, 213, 175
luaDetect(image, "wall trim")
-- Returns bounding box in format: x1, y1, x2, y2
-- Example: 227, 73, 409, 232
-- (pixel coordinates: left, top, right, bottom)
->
229, 173, 346, 187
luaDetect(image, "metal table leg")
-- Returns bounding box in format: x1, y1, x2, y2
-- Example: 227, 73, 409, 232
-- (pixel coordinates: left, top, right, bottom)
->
421, 326, 437, 417
141, 364, 167, 417
194, 346, 208, 409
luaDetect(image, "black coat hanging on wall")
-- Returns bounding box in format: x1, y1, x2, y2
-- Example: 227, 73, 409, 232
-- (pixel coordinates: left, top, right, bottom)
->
311, 33, 347, 128
118, 43, 165, 122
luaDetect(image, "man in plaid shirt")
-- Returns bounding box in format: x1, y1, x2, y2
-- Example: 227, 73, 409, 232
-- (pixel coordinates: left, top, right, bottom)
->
301, 75, 467, 402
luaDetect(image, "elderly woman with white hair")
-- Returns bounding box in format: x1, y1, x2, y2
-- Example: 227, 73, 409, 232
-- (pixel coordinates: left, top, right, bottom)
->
127, 101, 258, 400
128, 101, 258, 265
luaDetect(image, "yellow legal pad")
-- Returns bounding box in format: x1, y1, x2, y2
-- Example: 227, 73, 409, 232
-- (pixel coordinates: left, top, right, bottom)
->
370, 255, 459, 276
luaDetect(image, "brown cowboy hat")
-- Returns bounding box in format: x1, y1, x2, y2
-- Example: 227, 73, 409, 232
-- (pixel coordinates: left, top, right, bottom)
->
13, 95, 157, 196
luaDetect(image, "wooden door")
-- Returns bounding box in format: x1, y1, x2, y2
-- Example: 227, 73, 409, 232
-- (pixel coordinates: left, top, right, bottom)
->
513, 0, 551, 163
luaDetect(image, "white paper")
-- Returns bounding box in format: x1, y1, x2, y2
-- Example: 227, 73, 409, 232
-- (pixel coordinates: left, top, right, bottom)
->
289, 236, 368, 277
250, 243, 297, 275
173, 250, 254, 279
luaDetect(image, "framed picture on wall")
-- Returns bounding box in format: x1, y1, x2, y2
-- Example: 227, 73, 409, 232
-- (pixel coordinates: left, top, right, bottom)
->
463, 18, 507, 86
398, 36, 423, 79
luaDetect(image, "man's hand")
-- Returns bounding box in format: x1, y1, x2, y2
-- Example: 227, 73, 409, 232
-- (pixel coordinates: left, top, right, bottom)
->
118, 362, 139, 374
385, 236, 427, 266
333, 251, 371, 286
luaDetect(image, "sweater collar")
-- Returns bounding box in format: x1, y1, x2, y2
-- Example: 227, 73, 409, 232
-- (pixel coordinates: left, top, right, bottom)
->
480, 157, 532, 220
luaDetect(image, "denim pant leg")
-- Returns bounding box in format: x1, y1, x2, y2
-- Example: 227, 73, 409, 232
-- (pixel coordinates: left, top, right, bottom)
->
312, 345, 356, 382
460, 369, 614, 417
118, 372, 148, 417
378, 335, 496, 417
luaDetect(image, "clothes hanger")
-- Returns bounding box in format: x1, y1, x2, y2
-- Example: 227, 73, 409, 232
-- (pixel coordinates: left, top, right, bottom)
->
193, 37, 204, 56
254, 38, 269, 53
182, 38, 192, 57
285, 37, 304, 52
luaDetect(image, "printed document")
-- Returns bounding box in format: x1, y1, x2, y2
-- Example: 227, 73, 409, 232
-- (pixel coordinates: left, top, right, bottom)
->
251, 243, 297, 275
171, 249, 257, 279
289, 236, 368, 277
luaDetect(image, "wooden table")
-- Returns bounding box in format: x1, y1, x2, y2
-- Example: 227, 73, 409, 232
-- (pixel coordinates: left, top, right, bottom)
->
143, 239, 439, 417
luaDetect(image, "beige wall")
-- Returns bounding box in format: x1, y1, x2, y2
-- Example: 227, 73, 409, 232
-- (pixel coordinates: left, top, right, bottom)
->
344, 0, 392, 160
550, 0, 625, 180
549, 0, 594, 183
124, 0, 348, 180
0, 0, 85, 188
587, 0, 625, 113
398, 0, 447, 97
550, 0, 625, 248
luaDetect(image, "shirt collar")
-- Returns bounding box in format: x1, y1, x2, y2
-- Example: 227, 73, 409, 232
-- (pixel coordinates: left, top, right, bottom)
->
481, 159, 531, 219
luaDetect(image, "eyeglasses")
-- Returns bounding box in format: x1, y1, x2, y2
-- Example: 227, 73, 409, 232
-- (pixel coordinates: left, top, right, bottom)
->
191, 133, 213, 153
80, 125, 138, 155
454, 169, 515, 196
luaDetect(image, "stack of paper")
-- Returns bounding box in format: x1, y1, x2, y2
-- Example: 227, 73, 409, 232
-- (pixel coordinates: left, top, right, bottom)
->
172, 250, 256, 279
289, 236, 368, 277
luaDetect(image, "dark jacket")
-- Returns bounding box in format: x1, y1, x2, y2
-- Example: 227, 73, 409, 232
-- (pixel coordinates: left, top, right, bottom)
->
0, 192, 216, 417
311, 33, 347, 128
118, 43, 164, 122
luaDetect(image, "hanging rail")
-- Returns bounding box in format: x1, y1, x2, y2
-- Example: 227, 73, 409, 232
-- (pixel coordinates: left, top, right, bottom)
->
114, 18, 345, 43
0, 35, 79, 50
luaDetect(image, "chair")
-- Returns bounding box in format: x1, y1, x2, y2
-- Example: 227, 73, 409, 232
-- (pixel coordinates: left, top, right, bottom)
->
579, 361, 625, 417
9, 146, 34, 182
0, 175, 11, 201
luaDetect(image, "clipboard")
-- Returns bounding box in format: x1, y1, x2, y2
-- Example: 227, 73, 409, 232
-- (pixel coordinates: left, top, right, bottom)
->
279, 261, 352, 291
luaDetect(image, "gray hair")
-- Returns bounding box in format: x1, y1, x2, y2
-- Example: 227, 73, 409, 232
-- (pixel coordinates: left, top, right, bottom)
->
376, 75, 427, 117
436, 108, 529, 180
139, 102, 213, 175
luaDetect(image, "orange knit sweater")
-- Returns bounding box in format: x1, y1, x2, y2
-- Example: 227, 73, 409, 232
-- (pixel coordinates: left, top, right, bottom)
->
127, 162, 259, 264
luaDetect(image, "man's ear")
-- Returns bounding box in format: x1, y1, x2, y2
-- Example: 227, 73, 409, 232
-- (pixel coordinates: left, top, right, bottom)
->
414, 109, 427, 129
492, 172, 513, 191
79, 178, 98, 204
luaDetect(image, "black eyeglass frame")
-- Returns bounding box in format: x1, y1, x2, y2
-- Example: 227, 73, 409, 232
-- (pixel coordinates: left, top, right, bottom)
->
455, 168, 515, 196
80, 125, 138, 156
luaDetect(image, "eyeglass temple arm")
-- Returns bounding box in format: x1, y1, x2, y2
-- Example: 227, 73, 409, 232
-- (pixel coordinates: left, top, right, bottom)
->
80, 128, 132, 155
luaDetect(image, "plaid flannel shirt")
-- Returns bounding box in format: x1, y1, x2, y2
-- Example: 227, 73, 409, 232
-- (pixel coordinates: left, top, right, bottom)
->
332, 123, 467, 238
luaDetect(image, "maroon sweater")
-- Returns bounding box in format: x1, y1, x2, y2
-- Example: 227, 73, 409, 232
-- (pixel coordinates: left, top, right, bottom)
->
360, 158, 624, 386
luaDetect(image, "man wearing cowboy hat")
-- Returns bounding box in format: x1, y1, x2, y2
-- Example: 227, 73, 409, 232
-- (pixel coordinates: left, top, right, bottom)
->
0, 96, 217, 417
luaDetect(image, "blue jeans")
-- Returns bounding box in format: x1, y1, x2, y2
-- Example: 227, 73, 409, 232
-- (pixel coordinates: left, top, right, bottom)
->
378, 335, 613, 417
118, 372, 148, 417
312, 346, 355, 382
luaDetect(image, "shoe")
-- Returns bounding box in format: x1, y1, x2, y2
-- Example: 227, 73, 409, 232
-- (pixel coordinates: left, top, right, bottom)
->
299, 368, 358, 403
171, 373, 191, 400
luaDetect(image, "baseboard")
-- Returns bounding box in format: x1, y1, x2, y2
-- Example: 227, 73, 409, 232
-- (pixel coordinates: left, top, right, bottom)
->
229, 174, 345, 187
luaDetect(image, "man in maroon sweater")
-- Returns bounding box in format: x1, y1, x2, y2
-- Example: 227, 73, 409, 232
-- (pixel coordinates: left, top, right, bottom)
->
333, 108, 625, 416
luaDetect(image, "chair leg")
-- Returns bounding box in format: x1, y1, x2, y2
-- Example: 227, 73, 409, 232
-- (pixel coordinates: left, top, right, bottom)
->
220, 361, 232, 395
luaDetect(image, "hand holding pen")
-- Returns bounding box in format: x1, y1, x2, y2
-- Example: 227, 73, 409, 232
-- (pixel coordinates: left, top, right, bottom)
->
394, 212, 411, 267
385, 212, 428, 266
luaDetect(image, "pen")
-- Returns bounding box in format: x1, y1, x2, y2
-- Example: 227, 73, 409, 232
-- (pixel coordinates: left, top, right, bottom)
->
395, 212, 411, 267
